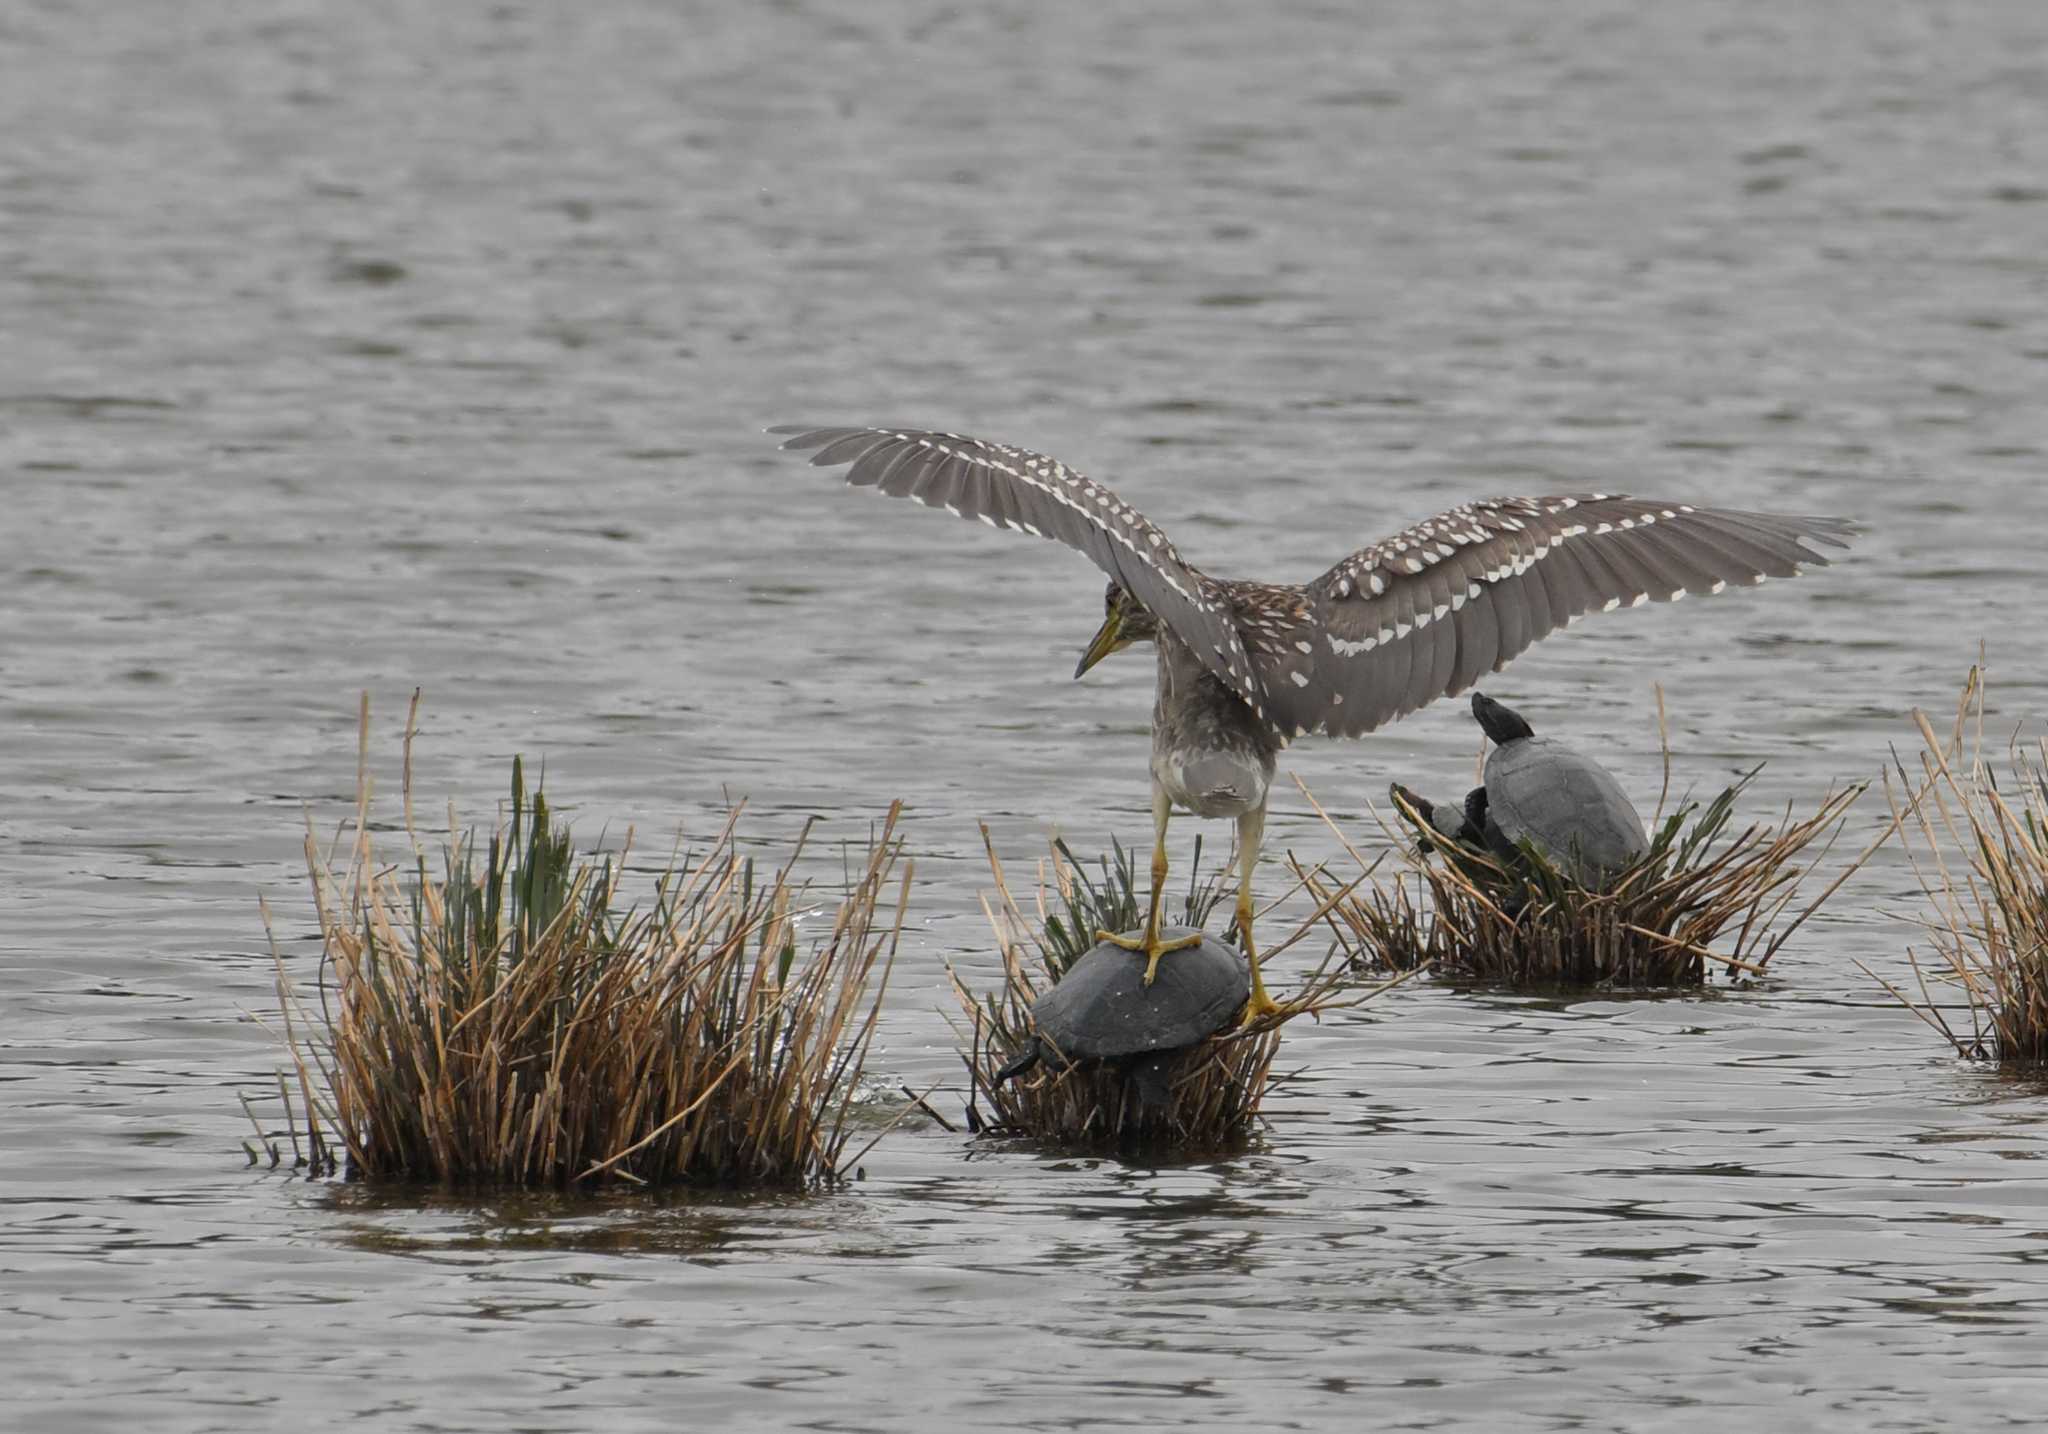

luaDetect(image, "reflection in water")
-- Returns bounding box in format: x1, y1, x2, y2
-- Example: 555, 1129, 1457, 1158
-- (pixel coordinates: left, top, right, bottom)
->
321, 1184, 875, 1262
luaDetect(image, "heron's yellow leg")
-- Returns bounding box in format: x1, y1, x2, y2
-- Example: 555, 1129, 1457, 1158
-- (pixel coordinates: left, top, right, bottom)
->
1098, 785, 1200, 982
1236, 805, 1283, 1023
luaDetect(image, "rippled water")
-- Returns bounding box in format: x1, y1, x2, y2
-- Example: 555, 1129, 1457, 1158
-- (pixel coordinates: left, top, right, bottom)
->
6, 1, 2048, 1429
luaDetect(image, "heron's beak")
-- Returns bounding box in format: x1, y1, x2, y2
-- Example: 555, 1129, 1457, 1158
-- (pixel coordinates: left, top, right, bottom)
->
1075, 609, 1125, 679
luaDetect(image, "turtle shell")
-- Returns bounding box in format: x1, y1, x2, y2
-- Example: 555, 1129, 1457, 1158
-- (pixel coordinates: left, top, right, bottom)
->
1483, 735, 1649, 884
1029, 926, 1249, 1065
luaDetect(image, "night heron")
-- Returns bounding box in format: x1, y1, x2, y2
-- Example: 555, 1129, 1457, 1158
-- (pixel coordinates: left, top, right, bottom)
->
769, 425, 1853, 1020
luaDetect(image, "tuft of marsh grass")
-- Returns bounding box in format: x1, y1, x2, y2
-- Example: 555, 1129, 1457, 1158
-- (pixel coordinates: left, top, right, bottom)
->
261, 694, 908, 1188
951, 827, 1382, 1150
1874, 665, 2048, 1064
1306, 724, 1869, 988
1035, 833, 1233, 972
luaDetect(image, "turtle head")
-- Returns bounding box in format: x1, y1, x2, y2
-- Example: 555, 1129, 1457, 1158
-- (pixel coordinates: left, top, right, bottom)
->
1388, 782, 1437, 825
1075, 582, 1160, 678
1392, 783, 1484, 848
1471, 691, 1534, 745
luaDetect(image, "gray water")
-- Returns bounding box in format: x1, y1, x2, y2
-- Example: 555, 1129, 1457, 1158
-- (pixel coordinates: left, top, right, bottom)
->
6, 1, 2048, 1429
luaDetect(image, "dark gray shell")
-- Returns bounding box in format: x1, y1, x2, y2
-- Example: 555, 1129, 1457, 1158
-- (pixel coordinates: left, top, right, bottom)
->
1029, 927, 1249, 1065
1483, 735, 1649, 884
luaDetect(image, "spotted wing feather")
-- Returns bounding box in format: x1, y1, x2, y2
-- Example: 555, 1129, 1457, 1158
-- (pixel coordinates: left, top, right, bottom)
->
1254, 495, 1854, 739
771, 425, 1267, 714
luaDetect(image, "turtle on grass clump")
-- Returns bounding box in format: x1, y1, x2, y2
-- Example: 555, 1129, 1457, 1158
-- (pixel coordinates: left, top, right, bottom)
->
954, 835, 1365, 1149
993, 927, 1249, 1114
1307, 691, 1868, 988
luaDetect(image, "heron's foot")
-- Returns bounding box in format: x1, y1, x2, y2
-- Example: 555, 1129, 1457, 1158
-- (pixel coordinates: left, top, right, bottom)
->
1094, 925, 1204, 984
1235, 914, 1285, 1025
1239, 988, 1286, 1026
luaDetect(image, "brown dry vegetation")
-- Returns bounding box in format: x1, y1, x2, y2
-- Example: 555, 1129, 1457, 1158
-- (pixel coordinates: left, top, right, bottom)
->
1875, 667, 2048, 1065
261, 696, 907, 1188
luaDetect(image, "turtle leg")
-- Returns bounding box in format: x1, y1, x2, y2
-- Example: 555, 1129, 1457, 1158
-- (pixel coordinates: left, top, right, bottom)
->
1098, 783, 1201, 982
1234, 802, 1282, 1023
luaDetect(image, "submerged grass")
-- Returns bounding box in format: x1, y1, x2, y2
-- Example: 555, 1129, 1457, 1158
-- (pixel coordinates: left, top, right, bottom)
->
1311, 702, 1871, 987
1874, 666, 2048, 1065
951, 827, 1385, 1150
261, 695, 908, 1188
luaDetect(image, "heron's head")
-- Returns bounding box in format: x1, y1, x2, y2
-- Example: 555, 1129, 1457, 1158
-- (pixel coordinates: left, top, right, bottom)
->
1074, 582, 1160, 678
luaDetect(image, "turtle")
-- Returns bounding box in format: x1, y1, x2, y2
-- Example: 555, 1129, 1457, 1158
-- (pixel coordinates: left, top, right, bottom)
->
1389, 783, 1483, 854
994, 926, 1250, 1109
1395, 691, 1649, 889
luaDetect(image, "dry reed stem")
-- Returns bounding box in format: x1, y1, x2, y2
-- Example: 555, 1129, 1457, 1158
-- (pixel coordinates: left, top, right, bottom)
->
1874, 664, 2048, 1064
261, 696, 908, 1188
951, 825, 1400, 1150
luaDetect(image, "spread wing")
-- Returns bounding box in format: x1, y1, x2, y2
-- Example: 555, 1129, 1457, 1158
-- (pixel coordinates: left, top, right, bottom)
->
770, 425, 1268, 716
1251, 494, 1855, 740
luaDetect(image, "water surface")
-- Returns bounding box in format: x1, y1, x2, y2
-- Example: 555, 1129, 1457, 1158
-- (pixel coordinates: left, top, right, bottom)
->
5, 2, 2047, 1429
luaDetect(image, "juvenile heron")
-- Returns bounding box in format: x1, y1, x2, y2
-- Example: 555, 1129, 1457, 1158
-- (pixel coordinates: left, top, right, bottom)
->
770, 425, 1853, 1019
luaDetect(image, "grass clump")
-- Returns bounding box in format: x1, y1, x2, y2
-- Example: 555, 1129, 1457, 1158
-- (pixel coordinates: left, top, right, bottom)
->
261, 696, 907, 1189
951, 828, 1375, 1150
1307, 717, 1869, 988
1874, 666, 2048, 1065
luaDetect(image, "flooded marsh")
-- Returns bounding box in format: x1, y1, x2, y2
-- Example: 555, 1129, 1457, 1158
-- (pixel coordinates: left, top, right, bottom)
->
5, 2, 2048, 1430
